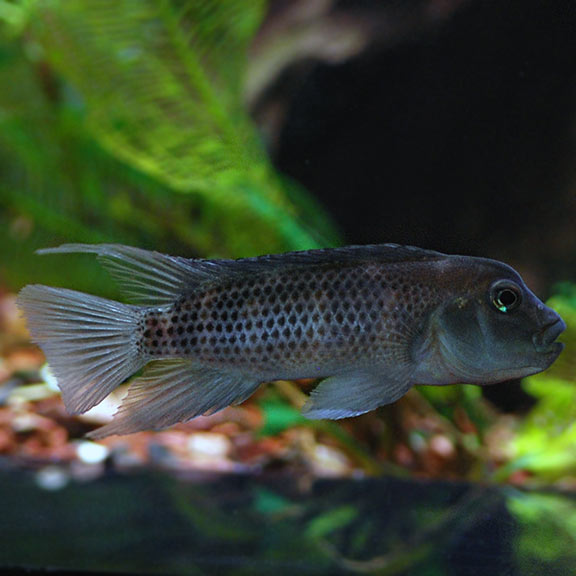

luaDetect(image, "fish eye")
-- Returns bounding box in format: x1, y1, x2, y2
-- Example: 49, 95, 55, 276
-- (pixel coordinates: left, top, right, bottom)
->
490, 281, 522, 313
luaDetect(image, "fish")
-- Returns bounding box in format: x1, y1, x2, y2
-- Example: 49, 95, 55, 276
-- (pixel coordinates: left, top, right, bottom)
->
17, 243, 565, 439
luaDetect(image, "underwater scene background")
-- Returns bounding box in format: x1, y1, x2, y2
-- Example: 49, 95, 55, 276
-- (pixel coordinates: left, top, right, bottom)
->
0, 1, 575, 574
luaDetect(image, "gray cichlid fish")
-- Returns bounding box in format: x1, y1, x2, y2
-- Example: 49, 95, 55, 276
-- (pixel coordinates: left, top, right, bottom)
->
17, 243, 565, 439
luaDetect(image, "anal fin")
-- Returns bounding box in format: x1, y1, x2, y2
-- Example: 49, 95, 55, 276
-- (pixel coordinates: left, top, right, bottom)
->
89, 360, 261, 439
301, 370, 413, 420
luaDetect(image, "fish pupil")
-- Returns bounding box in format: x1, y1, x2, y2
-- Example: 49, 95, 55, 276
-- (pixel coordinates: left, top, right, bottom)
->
493, 287, 519, 313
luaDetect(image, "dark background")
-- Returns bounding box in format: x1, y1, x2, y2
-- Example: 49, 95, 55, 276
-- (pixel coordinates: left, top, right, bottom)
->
262, 0, 576, 291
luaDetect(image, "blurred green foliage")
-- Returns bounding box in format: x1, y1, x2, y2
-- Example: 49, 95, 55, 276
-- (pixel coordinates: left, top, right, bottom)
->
0, 0, 338, 291
507, 286, 576, 483
508, 491, 576, 575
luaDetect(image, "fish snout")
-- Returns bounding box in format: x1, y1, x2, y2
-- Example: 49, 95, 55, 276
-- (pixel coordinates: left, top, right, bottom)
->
533, 313, 566, 355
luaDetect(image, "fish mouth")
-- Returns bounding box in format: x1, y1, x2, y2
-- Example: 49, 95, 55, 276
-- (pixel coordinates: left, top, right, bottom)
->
533, 317, 566, 356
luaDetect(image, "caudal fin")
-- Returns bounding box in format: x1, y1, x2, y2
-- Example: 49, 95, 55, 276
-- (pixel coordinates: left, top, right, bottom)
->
17, 285, 145, 414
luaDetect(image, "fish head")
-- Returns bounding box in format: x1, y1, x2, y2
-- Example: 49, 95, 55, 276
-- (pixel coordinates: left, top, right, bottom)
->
428, 259, 565, 384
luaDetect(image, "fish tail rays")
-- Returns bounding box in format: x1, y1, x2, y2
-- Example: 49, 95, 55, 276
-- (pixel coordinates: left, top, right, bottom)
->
17, 285, 146, 415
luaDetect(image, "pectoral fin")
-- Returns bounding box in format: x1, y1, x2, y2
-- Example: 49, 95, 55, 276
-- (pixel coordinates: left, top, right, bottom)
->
301, 370, 413, 420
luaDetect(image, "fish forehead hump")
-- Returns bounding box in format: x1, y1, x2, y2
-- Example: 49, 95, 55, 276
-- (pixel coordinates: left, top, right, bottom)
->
414, 255, 526, 291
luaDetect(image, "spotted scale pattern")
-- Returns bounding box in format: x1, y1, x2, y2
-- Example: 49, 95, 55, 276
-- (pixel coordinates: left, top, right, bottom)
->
141, 262, 442, 378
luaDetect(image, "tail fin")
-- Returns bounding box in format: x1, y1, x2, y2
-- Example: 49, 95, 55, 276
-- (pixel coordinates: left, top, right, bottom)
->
17, 285, 145, 414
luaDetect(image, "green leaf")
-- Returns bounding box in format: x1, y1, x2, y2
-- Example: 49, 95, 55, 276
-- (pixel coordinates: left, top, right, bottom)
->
509, 375, 576, 478
24, 0, 335, 255
30, 0, 264, 191
0, 0, 340, 290
253, 487, 293, 515
259, 397, 306, 437
305, 505, 358, 539
509, 491, 576, 569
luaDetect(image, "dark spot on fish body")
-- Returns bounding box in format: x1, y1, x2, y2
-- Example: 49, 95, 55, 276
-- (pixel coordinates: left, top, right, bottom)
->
142, 310, 170, 356
140, 264, 416, 371
341, 324, 351, 337
266, 294, 276, 306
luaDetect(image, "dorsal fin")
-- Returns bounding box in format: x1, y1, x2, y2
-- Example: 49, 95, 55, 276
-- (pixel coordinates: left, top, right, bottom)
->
38, 244, 219, 306
249, 244, 446, 267
38, 243, 448, 306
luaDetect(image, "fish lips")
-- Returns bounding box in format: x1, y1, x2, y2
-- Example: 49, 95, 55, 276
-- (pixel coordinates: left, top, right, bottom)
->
533, 317, 566, 357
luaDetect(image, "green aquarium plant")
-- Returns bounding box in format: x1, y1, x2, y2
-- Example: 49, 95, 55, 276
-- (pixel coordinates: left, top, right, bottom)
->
505, 286, 576, 484
0, 0, 338, 292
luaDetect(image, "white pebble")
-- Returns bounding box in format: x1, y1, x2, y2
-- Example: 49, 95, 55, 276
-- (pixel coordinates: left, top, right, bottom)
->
76, 441, 109, 464
36, 466, 69, 491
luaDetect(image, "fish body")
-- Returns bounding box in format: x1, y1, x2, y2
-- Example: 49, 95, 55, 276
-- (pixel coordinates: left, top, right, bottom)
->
142, 262, 437, 377
17, 243, 565, 438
